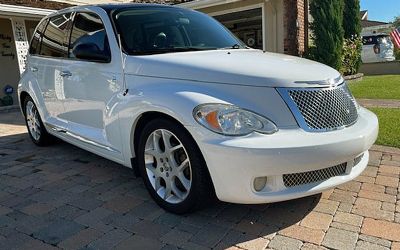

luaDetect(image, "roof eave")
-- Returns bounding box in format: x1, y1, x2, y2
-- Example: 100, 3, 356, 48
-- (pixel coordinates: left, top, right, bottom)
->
0, 4, 54, 18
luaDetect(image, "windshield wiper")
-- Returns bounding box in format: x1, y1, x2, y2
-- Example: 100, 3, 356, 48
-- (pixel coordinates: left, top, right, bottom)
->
218, 44, 244, 50
169, 47, 216, 52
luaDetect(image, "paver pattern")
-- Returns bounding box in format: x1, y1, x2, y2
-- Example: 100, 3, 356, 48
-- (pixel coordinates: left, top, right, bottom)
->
0, 111, 399, 250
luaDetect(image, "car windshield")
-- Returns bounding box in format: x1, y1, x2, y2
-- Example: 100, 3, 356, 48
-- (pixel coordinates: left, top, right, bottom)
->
378, 36, 393, 45
112, 7, 246, 55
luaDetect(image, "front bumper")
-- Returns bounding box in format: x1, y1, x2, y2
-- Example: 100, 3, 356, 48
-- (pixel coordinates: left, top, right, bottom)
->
187, 107, 378, 204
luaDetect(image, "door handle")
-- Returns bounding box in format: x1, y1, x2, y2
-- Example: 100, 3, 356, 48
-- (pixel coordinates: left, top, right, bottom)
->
60, 71, 72, 77
30, 67, 38, 72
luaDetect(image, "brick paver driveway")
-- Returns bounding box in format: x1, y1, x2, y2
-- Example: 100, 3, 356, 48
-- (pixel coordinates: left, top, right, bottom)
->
0, 111, 399, 250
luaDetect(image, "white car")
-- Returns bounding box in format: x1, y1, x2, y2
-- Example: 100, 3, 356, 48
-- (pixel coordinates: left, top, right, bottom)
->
362, 34, 396, 63
18, 4, 378, 214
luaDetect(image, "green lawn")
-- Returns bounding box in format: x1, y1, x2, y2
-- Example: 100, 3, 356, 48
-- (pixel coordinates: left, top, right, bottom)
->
369, 108, 400, 148
348, 75, 400, 100
347, 75, 400, 148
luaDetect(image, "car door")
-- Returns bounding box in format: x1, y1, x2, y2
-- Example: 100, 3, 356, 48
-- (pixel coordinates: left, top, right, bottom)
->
61, 11, 124, 160
34, 13, 73, 131
27, 18, 48, 111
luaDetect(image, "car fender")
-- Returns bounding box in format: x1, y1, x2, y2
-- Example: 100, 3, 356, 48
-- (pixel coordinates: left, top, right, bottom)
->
18, 70, 48, 121
116, 75, 232, 165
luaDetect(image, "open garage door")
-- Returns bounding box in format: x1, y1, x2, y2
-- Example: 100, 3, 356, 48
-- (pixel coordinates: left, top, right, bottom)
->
214, 8, 263, 50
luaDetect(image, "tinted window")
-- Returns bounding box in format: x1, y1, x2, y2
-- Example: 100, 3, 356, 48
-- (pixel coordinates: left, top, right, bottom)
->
362, 35, 393, 46
362, 36, 378, 45
29, 19, 48, 55
68, 12, 110, 60
40, 13, 72, 57
113, 8, 245, 55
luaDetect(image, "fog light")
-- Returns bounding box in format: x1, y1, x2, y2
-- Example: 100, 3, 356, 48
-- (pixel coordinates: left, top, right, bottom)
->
254, 177, 267, 192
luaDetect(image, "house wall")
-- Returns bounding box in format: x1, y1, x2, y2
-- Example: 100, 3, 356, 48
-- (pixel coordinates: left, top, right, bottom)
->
265, 0, 284, 53
0, 15, 40, 106
283, 0, 308, 56
0, 18, 20, 104
25, 19, 40, 38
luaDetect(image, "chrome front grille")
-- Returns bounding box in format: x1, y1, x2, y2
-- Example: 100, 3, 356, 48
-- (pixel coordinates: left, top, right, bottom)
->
283, 163, 347, 188
278, 83, 358, 132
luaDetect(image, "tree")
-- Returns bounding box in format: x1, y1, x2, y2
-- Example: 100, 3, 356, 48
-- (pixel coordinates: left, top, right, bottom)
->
343, 0, 361, 38
394, 16, 400, 28
341, 0, 362, 75
309, 0, 345, 70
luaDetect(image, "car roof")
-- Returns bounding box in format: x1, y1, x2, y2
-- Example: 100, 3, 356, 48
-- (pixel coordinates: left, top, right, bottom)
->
363, 33, 390, 37
97, 3, 176, 11
46, 3, 184, 18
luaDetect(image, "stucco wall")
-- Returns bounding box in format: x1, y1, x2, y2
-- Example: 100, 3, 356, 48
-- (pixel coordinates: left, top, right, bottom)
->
265, 0, 284, 53
360, 61, 400, 76
0, 18, 20, 105
25, 19, 40, 39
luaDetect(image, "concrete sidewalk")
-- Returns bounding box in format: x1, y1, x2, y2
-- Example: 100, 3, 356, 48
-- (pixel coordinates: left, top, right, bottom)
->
0, 111, 399, 250
358, 99, 400, 109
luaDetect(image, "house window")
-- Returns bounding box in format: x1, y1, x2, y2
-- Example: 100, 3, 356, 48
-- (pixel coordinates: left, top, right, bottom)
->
214, 8, 263, 50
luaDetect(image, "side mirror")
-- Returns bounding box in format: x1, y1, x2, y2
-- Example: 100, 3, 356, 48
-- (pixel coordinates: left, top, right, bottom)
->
72, 43, 110, 62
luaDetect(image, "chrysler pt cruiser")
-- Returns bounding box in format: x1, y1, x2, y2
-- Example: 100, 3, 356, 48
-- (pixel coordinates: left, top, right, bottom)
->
18, 4, 378, 214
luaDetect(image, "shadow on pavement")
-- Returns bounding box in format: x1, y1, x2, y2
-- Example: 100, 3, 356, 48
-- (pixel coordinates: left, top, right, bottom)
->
0, 131, 319, 249
0, 111, 25, 126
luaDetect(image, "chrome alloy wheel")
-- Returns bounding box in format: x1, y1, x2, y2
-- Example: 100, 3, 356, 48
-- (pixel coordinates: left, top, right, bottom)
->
144, 129, 192, 204
25, 101, 41, 141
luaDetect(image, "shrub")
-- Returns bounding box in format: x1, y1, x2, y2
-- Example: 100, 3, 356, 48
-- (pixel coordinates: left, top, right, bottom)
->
309, 0, 344, 70
395, 48, 400, 61
340, 36, 362, 76
394, 16, 400, 28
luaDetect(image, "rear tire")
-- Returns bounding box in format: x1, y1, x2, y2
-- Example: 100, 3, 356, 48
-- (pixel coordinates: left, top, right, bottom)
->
23, 96, 54, 146
137, 118, 215, 214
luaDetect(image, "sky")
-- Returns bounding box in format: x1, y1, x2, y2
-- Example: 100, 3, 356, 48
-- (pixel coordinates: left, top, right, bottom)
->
360, 0, 400, 23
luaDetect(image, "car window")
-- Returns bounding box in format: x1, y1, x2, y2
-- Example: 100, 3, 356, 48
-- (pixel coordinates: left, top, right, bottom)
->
113, 8, 246, 55
362, 36, 378, 45
377, 36, 393, 45
29, 19, 48, 55
362, 35, 393, 46
68, 12, 110, 60
40, 13, 72, 58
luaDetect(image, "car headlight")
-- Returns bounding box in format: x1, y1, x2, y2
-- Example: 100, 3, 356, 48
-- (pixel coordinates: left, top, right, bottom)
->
193, 104, 278, 136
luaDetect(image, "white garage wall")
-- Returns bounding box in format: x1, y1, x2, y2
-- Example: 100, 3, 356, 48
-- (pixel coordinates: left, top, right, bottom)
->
0, 18, 20, 105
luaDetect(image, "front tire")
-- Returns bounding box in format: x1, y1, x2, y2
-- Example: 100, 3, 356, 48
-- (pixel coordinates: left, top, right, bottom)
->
137, 118, 215, 214
23, 96, 53, 146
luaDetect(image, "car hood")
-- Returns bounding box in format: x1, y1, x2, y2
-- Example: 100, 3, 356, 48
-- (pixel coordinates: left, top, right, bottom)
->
124, 49, 341, 88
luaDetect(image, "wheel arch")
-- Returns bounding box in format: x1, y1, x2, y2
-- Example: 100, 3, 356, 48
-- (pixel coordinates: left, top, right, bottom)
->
19, 91, 30, 115
129, 111, 214, 192
18, 76, 47, 121
131, 111, 191, 161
